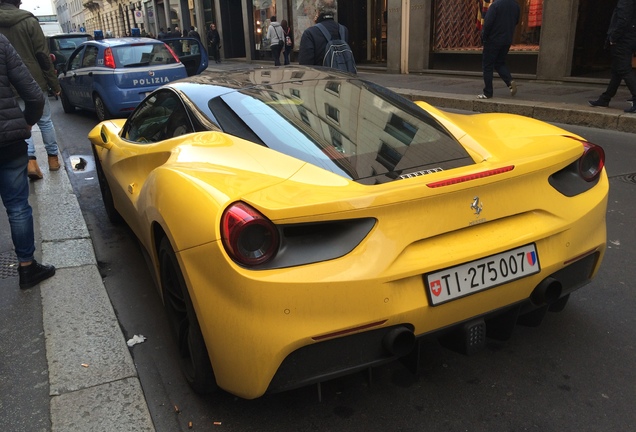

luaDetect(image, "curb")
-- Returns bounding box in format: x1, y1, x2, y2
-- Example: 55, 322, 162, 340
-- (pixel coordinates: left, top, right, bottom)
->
390, 88, 636, 134
32, 131, 155, 432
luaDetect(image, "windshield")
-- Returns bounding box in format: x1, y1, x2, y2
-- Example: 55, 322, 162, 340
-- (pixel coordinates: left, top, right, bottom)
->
112, 43, 178, 67
188, 76, 474, 184
50, 36, 90, 56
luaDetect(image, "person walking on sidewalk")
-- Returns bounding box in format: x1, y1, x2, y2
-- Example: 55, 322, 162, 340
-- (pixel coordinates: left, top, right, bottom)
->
588, 0, 636, 113
266, 15, 284, 66
0, 0, 62, 181
281, 19, 293, 65
477, 0, 520, 99
0, 34, 56, 289
298, 0, 350, 67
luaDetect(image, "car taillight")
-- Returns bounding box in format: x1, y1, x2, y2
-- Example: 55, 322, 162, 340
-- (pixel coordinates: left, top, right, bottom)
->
103, 48, 116, 68
221, 202, 279, 267
579, 141, 605, 182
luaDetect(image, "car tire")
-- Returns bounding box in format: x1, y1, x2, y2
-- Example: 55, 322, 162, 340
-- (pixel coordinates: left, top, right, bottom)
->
159, 237, 218, 394
60, 89, 75, 114
94, 94, 111, 122
92, 146, 123, 224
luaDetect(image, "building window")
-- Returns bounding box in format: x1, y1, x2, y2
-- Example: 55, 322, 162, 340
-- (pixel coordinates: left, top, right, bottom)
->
325, 103, 340, 124
325, 81, 341, 96
384, 114, 417, 145
298, 105, 311, 125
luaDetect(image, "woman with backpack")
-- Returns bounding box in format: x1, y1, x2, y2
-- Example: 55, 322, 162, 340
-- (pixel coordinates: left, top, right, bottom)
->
281, 20, 293, 65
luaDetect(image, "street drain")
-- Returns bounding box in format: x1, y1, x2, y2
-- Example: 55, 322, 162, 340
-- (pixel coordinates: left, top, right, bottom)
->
69, 155, 96, 173
0, 251, 18, 279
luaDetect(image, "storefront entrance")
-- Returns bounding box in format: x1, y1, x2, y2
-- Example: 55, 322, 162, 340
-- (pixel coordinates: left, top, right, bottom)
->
339, 0, 387, 65
571, 0, 617, 78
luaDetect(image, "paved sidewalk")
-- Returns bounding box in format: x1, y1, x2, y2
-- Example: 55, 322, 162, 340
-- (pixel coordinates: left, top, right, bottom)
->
0, 131, 154, 432
1, 61, 634, 432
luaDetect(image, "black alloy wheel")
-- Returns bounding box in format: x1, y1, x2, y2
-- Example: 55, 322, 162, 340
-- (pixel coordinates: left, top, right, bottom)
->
159, 237, 217, 394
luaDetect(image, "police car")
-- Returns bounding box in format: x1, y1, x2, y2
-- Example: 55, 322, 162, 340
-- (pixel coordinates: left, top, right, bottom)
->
58, 30, 208, 121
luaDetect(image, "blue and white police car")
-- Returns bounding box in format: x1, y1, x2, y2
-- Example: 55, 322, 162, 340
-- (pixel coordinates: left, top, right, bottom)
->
59, 30, 208, 121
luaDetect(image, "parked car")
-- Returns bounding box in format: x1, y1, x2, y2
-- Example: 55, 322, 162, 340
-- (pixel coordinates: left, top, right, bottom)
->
47, 32, 93, 72
88, 66, 608, 399
58, 34, 207, 121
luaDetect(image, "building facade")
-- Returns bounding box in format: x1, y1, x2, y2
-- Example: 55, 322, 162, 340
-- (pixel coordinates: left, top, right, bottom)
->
74, 0, 620, 81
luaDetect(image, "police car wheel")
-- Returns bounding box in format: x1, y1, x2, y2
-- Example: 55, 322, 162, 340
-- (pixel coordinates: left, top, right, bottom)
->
94, 95, 111, 122
60, 90, 74, 114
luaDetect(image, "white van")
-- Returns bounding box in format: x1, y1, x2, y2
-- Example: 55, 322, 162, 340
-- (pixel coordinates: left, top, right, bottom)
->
40, 22, 64, 36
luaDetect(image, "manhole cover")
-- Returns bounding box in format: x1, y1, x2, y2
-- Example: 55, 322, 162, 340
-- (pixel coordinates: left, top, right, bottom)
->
0, 251, 18, 279
618, 173, 636, 184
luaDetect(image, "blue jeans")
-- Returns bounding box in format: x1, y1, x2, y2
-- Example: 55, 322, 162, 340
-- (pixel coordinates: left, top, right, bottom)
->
25, 93, 58, 158
0, 151, 35, 263
283, 45, 292, 65
482, 43, 513, 98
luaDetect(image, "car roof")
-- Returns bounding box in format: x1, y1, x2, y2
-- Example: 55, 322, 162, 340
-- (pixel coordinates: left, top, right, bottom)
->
84, 37, 164, 48
48, 33, 93, 39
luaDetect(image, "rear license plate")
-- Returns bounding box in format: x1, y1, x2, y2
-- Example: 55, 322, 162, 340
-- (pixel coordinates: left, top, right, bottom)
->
425, 244, 540, 306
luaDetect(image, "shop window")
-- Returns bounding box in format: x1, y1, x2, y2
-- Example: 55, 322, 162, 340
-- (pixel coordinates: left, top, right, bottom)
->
253, 0, 277, 51
433, 0, 542, 52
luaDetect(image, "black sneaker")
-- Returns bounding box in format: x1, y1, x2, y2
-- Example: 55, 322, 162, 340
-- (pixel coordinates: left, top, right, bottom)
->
625, 104, 636, 113
588, 100, 609, 108
18, 260, 55, 290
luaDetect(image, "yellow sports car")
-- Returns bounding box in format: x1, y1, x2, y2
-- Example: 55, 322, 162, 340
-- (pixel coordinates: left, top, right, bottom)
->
89, 66, 608, 399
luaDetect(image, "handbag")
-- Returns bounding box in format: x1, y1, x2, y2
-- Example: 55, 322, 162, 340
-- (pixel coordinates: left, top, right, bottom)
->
275, 25, 284, 48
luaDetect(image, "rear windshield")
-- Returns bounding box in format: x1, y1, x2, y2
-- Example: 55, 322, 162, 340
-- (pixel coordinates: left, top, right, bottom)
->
189, 77, 474, 185
50, 37, 90, 53
112, 43, 178, 68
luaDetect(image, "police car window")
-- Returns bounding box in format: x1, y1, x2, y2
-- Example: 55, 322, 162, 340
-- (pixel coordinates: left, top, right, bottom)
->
113, 43, 178, 67
81, 46, 98, 68
124, 90, 188, 143
68, 48, 83, 71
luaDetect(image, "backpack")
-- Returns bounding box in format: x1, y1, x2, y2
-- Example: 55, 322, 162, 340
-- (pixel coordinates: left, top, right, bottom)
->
315, 23, 357, 74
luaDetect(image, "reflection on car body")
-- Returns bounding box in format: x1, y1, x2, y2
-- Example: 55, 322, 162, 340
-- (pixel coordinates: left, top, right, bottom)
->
88, 66, 608, 400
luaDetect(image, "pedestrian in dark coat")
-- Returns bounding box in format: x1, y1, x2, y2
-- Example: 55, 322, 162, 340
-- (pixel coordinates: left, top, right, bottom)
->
0, 0, 62, 179
0, 33, 56, 289
589, 0, 636, 113
207, 23, 221, 63
298, 0, 350, 67
478, 0, 520, 99
188, 26, 201, 41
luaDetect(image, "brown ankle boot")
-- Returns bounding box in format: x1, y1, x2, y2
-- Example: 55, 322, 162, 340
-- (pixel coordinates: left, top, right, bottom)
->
27, 159, 43, 180
48, 154, 60, 171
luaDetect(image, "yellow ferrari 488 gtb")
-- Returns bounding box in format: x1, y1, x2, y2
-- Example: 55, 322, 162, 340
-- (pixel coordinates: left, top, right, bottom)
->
88, 66, 608, 399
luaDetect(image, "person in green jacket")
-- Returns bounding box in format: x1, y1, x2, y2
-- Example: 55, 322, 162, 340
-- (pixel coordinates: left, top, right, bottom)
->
0, 0, 62, 180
